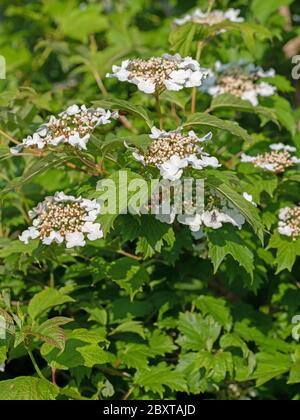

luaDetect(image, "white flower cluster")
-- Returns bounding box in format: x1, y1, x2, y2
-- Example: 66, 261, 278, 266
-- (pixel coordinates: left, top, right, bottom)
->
241, 143, 300, 173
201, 61, 276, 106
11, 105, 119, 154
19, 192, 103, 249
278, 206, 300, 240
174, 8, 244, 27
155, 192, 249, 236
106, 54, 208, 94
128, 127, 220, 181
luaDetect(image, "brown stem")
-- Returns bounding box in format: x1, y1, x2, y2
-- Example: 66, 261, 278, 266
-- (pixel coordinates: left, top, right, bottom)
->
117, 249, 142, 261
0, 128, 20, 145
52, 368, 57, 385
119, 115, 137, 133
122, 388, 133, 401
155, 94, 163, 130
73, 149, 101, 175
65, 162, 95, 176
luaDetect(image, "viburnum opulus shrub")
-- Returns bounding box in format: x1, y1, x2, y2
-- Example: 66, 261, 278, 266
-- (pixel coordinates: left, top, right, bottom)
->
0, 0, 300, 401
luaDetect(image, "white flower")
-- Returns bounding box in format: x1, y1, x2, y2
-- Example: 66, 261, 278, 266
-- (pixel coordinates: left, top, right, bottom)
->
48, 135, 65, 146
68, 133, 90, 150
174, 8, 244, 27
201, 61, 276, 106
241, 90, 259, 107
42, 231, 64, 245
256, 82, 277, 97
65, 104, 80, 116
240, 155, 261, 168
278, 224, 293, 237
270, 143, 297, 152
278, 205, 300, 240
65, 232, 86, 248
11, 105, 119, 154
83, 209, 99, 222
0, 363, 5, 373
177, 214, 203, 232
201, 208, 244, 229
107, 54, 208, 94
54, 192, 80, 203
129, 128, 219, 181
19, 193, 103, 249
25, 133, 46, 149
158, 155, 188, 181
279, 207, 291, 221
241, 145, 299, 173
176, 199, 245, 232
19, 227, 40, 244
82, 222, 103, 241
81, 199, 101, 212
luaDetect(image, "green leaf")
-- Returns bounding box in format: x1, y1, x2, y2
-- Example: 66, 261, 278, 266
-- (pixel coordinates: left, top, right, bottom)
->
120, 343, 151, 370
0, 377, 59, 400
137, 215, 176, 259
92, 98, 153, 129
108, 258, 149, 299
251, 0, 293, 23
169, 20, 272, 56
288, 361, 300, 384
0, 239, 39, 258
250, 352, 292, 386
33, 317, 72, 351
67, 328, 107, 345
210, 94, 279, 126
28, 288, 74, 320
109, 320, 145, 339
241, 173, 278, 203
100, 134, 151, 153
208, 228, 254, 279
194, 296, 232, 331
41, 338, 111, 370
183, 113, 252, 142
268, 233, 300, 273
96, 169, 149, 236
148, 330, 177, 356
56, 5, 109, 43
177, 312, 221, 351
134, 362, 187, 397
220, 334, 249, 358
272, 96, 296, 136
169, 22, 197, 56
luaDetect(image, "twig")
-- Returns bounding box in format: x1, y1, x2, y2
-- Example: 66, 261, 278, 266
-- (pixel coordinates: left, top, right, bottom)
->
117, 249, 142, 261
52, 368, 57, 385
65, 162, 95, 176
0, 128, 20, 145
122, 388, 133, 400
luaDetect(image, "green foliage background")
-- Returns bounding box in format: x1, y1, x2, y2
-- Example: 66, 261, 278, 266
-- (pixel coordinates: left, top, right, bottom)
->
0, 0, 300, 400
